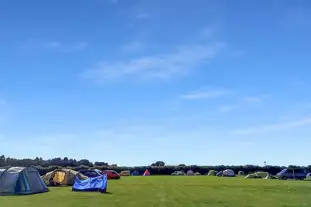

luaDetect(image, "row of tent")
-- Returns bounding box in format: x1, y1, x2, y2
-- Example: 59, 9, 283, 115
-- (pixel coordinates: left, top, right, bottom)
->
0, 167, 108, 195
120, 169, 151, 176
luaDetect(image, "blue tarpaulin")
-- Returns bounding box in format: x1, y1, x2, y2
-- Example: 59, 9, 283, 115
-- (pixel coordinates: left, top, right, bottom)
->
72, 174, 107, 193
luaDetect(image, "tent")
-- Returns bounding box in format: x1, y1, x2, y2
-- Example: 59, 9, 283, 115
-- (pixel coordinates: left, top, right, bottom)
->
72, 174, 107, 193
120, 171, 130, 176
143, 169, 150, 176
0, 167, 48, 195
222, 169, 235, 177
216, 171, 223, 177
187, 170, 195, 176
132, 170, 140, 176
207, 170, 216, 176
245, 174, 257, 179
42, 169, 87, 186
255, 172, 269, 179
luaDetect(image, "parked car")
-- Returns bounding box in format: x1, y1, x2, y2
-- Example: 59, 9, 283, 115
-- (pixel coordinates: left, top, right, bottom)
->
277, 168, 307, 180
171, 171, 185, 176
79, 169, 102, 178
101, 170, 121, 179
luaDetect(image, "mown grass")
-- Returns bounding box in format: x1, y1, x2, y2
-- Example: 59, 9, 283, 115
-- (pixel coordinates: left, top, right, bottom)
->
1, 176, 311, 207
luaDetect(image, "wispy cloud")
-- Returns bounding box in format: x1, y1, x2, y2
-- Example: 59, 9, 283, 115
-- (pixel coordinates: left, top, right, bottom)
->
219, 105, 236, 112
134, 13, 150, 19
82, 42, 226, 82
243, 95, 268, 103
20, 40, 88, 53
121, 41, 144, 53
232, 117, 311, 135
0, 99, 7, 106
181, 88, 229, 100
62, 42, 89, 53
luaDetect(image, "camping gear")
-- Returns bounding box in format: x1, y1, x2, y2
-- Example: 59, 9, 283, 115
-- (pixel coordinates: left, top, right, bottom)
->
131, 170, 140, 176
207, 170, 216, 176
238, 171, 245, 176
187, 170, 195, 176
0, 167, 48, 195
222, 169, 236, 177
120, 170, 130, 176
72, 174, 107, 193
277, 168, 307, 180
171, 171, 185, 176
245, 174, 257, 179
255, 172, 269, 179
42, 169, 87, 186
143, 169, 150, 176
216, 171, 223, 177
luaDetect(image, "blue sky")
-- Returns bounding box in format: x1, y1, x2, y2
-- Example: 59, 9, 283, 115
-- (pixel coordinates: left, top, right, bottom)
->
1, 0, 311, 166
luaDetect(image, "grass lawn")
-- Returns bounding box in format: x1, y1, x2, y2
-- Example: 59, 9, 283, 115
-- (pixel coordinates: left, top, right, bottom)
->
1, 176, 311, 207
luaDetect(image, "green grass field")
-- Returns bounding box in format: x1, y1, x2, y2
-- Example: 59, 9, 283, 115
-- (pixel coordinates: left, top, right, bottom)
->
1, 176, 311, 207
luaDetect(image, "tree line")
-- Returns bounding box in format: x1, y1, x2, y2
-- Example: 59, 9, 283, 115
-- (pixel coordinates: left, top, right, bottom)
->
1, 155, 310, 176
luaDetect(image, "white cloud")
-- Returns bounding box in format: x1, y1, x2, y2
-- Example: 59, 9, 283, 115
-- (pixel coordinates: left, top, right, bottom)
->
243, 95, 268, 103
20, 40, 88, 53
243, 96, 262, 103
134, 13, 150, 19
232, 117, 311, 135
219, 105, 236, 112
181, 88, 229, 100
45, 41, 62, 48
0, 99, 7, 106
83, 42, 226, 82
62, 42, 89, 53
121, 41, 144, 53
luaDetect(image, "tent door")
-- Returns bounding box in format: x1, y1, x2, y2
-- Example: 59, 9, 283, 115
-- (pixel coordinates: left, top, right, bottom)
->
53, 172, 66, 184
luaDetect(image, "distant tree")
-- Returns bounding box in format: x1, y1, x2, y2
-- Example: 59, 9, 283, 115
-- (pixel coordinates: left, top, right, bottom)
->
151, 161, 165, 166
0, 155, 5, 167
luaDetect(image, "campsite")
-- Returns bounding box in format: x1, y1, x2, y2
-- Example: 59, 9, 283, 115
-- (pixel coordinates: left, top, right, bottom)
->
1, 176, 311, 207
1, 162, 311, 206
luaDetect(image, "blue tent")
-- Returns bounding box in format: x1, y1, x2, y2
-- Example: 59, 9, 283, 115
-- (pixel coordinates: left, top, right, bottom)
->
72, 174, 107, 193
0, 167, 48, 195
131, 170, 140, 176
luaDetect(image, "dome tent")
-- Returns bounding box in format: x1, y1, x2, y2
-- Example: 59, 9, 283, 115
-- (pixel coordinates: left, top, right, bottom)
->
42, 169, 87, 186
187, 170, 195, 176
207, 170, 216, 176
216, 171, 223, 177
132, 170, 140, 176
0, 167, 48, 195
120, 170, 130, 176
222, 169, 235, 177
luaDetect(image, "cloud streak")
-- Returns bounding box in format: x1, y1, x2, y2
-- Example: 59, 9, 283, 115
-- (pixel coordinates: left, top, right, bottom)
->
181, 88, 229, 100
21, 40, 88, 53
83, 42, 226, 82
232, 117, 311, 135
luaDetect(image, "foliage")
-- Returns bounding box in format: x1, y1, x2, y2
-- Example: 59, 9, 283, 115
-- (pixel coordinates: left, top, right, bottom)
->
0, 155, 310, 176
1, 177, 311, 207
